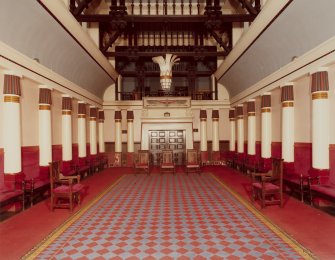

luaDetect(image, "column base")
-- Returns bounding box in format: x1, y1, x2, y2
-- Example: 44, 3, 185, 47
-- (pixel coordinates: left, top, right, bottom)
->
201, 151, 209, 163
4, 172, 25, 190
126, 152, 134, 167
212, 151, 220, 161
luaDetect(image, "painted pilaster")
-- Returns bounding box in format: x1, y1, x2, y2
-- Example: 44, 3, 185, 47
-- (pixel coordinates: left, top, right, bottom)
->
77, 102, 87, 158
62, 95, 72, 161
310, 69, 330, 177
127, 111, 134, 166
236, 105, 244, 154
281, 84, 294, 163
247, 100, 256, 156
98, 110, 105, 153
229, 109, 236, 152
212, 110, 220, 160
261, 93, 272, 159
200, 110, 208, 162
38, 86, 52, 167
89, 106, 97, 155
3, 73, 22, 176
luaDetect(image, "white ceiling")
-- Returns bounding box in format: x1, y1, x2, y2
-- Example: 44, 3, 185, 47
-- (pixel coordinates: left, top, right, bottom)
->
0, 0, 114, 98
218, 0, 335, 98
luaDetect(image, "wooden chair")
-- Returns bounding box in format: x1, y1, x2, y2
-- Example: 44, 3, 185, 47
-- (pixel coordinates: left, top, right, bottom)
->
49, 161, 84, 212
251, 158, 284, 208
160, 149, 175, 174
134, 150, 150, 175
185, 149, 201, 175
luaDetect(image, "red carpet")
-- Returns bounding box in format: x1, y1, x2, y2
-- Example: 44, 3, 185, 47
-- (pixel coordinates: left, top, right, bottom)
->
1, 166, 335, 259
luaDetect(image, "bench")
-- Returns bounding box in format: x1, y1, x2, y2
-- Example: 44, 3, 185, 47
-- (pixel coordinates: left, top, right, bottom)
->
0, 174, 24, 212
309, 173, 335, 207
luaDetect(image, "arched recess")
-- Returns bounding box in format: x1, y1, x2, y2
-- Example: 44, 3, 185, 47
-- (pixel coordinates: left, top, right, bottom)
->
103, 84, 116, 102
217, 83, 230, 103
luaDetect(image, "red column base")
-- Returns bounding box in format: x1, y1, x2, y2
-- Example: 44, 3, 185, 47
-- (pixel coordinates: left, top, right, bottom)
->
4, 172, 25, 190
212, 151, 220, 161
126, 152, 134, 167
201, 151, 209, 163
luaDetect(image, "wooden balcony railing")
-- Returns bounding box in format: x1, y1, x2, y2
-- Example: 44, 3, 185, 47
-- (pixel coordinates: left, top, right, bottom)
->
118, 91, 215, 101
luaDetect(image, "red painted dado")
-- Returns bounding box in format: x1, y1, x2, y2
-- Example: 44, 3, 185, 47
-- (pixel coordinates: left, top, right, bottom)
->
201, 151, 209, 162
283, 162, 295, 175
126, 152, 134, 167
294, 143, 312, 177
330, 144, 335, 182
212, 151, 220, 161
4, 172, 25, 190
52, 145, 62, 161
271, 142, 282, 159
0, 148, 4, 176
255, 141, 261, 159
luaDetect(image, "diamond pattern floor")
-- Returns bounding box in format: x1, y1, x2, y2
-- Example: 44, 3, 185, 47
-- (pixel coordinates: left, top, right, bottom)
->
27, 173, 310, 259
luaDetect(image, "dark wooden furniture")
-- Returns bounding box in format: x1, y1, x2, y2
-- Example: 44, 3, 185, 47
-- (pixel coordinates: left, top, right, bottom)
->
251, 158, 284, 208
49, 161, 84, 212
185, 149, 201, 175
160, 149, 175, 174
134, 150, 150, 175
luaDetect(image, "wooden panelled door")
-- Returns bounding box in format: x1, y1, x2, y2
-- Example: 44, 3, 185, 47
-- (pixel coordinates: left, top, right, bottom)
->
149, 130, 186, 166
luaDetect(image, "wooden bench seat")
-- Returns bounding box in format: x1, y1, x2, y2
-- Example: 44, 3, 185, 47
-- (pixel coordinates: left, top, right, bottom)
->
309, 175, 335, 207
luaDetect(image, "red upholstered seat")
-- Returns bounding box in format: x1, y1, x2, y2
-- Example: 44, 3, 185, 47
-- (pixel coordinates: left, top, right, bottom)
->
49, 161, 84, 212
251, 158, 284, 208
53, 183, 84, 193
134, 150, 150, 175
185, 149, 201, 174
160, 150, 175, 174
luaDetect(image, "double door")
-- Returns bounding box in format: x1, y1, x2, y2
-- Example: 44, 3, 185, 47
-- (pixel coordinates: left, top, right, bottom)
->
149, 130, 185, 165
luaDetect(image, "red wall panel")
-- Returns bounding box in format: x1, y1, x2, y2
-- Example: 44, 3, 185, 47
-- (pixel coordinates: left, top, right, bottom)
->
294, 143, 312, 177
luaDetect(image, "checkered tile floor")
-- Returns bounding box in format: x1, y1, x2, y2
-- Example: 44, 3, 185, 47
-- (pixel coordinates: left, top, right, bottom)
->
31, 174, 309, 259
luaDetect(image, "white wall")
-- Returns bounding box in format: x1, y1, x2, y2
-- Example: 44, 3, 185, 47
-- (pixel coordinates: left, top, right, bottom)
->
271, 87, 281, 142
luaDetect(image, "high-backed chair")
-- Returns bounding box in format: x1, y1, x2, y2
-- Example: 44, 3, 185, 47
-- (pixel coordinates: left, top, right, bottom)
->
185, 149, 201, 175
160, 149, 175, 174
49, 161, 84, 212
134, 150, 150, 175
251, 158, 284, 208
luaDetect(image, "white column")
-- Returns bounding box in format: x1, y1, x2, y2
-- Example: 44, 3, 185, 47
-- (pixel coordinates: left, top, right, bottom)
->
38, 86, 52, 166
200, 113, 207, 152
212, 120, 219, 152
98, 110, 105, 153
127, 113, 134, 153
247, 100, 256, 155
229, 109, 236, 151
311, 70, 330, 169
236, 105, 244, 153
261, 93, 272, 159
281, 85, 294, 162
3, 73, 22, 174
89, 106, 97, 155
115, 111, 122, 153
62, 95, 72, 161
77, 101, 87, 158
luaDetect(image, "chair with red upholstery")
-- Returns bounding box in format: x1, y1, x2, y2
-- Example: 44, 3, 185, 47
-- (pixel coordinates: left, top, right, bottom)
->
185, 149, 201, 175
309, 173, 335, 207
134, 150, 150, 175
251, 158, 284, 208
49, 161, 84, 212
160, 149, 175, 175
